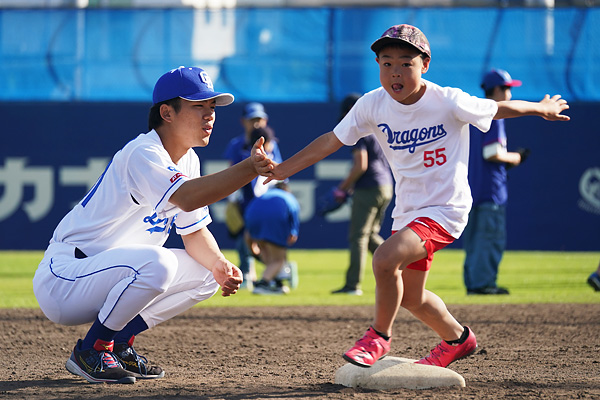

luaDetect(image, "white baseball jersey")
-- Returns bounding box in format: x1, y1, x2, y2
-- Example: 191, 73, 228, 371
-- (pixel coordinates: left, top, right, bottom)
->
51, 129, 211, 254
334, 80, 498, 238
35, 129, 219, 331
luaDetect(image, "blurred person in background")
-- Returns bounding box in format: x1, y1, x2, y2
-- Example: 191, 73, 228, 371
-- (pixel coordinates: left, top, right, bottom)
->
331, 93, 394, 296
463, 69, 530, 295
244, 172, 300, 295
223, 103, 282, 288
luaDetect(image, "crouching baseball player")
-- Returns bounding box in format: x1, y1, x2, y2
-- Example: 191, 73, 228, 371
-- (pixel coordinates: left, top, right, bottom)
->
32, 66, 274, 384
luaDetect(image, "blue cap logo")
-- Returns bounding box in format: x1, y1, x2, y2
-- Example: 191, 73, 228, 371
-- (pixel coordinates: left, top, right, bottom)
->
199, 70, 214, 91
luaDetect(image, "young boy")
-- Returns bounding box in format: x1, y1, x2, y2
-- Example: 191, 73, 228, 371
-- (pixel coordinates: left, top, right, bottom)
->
262, 24, 569, 368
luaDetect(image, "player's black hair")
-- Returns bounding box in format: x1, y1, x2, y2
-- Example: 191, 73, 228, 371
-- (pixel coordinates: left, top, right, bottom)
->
148, 97, 182, 130
249, 126, 276, 146
483, 85, 510, 99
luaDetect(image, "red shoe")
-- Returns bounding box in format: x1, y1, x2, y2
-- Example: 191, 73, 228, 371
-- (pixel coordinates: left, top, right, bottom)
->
416, 327, 477, 367
343, 327, 391, 368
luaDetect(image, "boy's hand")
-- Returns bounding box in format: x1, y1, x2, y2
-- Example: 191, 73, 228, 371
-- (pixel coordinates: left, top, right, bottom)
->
262, 163, 287, 184
212, 259, 243, 296
251, 136, 274, 176
540, 94, 570, 121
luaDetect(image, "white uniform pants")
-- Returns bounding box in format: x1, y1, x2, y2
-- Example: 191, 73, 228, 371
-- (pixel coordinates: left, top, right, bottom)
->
33, 242, 219, 331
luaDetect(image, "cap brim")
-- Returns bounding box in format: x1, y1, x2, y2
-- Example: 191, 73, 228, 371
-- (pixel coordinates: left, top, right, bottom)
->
371, 37, 428, 57
245, 112, 268, 120
505, 80, 522, 87
181, 92, 234, 106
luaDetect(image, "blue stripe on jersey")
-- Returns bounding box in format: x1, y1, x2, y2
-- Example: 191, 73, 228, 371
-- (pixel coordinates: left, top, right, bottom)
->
175, 213, 210, 230
81, 159, 113, 208
155, 177, 183, 210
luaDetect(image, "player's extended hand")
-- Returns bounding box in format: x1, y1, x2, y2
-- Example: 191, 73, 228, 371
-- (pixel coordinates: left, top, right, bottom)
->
539, 94, 570, 121
212, 259, 243, 297
251, 136, 275, 176
262, 163, 287, 184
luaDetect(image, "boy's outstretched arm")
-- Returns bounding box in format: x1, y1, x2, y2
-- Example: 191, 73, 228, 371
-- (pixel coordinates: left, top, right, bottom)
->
495, 94, 570, 121
264, 131, 344, 183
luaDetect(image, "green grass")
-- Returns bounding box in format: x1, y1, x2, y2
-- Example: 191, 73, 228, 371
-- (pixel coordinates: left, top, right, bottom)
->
1, 249, 598, 309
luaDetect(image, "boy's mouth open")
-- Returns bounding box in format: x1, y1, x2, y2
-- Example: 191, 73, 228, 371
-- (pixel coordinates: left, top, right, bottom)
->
392, 83, 403, 92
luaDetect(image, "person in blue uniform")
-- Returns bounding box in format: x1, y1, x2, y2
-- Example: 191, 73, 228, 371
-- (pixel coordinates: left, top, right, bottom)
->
463, 69, 530, 295
244, 178, 300, 295
223, 103, 282, 286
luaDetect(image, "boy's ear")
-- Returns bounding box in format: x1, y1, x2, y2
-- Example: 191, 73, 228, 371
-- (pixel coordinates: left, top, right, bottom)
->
421, 57, 431, 74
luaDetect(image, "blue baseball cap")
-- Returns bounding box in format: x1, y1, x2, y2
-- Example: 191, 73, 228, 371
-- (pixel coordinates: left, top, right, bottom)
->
152, 66, 234, 106
242, 102, 268, 120
481, 69, 522, 91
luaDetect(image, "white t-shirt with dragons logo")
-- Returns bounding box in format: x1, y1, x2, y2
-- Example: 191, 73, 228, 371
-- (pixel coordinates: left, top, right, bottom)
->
334, 80, 497, 238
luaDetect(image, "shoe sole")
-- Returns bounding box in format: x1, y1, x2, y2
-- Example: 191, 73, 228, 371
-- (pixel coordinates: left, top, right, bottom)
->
342, 353, 387, 368
130, 370, 165, 379
451, 344, 478, 365
66, 358, 136, 384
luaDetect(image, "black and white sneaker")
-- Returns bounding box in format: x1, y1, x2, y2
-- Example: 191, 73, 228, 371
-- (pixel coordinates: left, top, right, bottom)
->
65, 339, 136, 384
114, 336, 164, 379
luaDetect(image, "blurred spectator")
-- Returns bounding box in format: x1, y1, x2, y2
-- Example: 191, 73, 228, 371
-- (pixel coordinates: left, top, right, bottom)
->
331, 93, 394, 296
463, 69, 530, 295
223, 104, 282, 288
244, 179, 300, 295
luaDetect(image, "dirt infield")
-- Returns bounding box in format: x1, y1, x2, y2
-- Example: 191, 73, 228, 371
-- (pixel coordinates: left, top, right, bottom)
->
2, 303, 599, 399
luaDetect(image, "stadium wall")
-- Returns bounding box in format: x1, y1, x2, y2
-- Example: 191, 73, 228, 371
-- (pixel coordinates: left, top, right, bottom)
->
1, 6, 598, 250
1, 101, 598, 251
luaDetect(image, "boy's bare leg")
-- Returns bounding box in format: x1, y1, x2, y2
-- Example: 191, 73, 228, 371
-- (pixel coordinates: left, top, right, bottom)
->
370, 227, 427, 337
401, 268, 464, 341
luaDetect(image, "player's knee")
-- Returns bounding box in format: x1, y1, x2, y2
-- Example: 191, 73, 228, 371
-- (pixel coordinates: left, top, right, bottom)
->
139, 247, 178, 292
189, 277, 220, 302
372, 248, 399, 276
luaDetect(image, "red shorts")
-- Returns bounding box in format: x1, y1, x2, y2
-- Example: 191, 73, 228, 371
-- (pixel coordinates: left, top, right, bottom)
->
392, 217, 455, 271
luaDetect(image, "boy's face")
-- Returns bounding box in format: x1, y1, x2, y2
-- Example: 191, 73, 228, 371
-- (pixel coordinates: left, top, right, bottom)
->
376, 45, 430, 105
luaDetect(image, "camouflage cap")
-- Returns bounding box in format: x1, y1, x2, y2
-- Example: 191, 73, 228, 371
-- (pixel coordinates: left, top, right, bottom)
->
370, 24, 431, 58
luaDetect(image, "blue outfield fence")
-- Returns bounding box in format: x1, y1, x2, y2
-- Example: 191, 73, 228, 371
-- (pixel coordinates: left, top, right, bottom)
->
0, 6, 598, 251
0, 7, 599, 102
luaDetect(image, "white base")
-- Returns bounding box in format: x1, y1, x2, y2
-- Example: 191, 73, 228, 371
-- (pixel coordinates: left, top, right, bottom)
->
334, 356, 466, 390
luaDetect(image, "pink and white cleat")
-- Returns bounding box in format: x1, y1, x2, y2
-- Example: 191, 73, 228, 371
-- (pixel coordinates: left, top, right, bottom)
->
343, 326, 391, 368
416, 326, 477, 368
